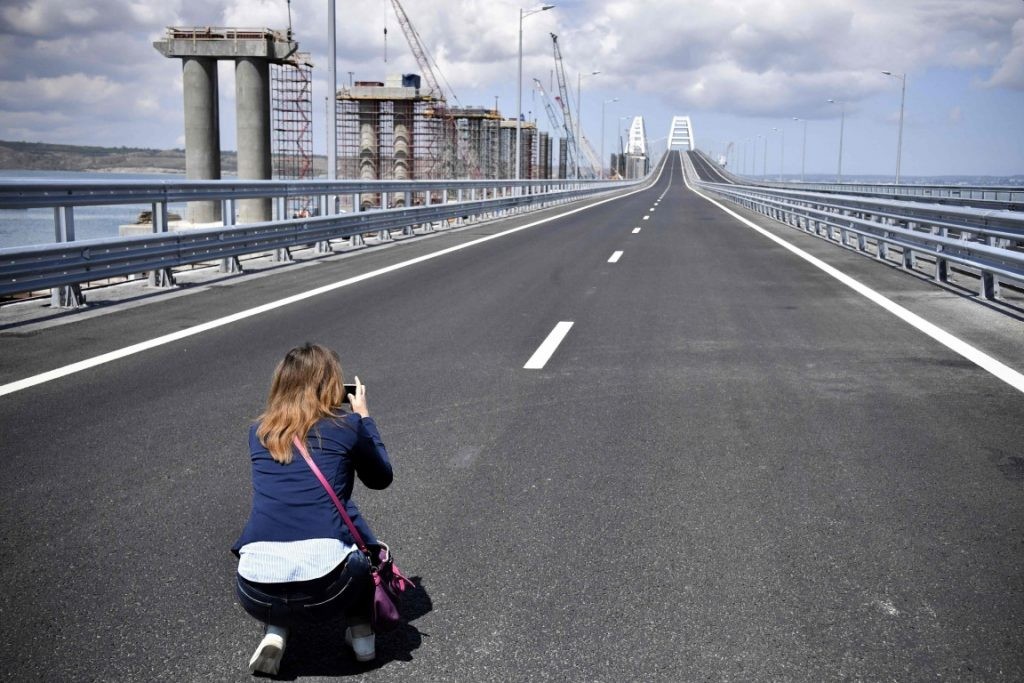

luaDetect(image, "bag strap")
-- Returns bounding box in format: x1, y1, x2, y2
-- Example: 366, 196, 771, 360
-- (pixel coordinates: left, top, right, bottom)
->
292, 434, 369, 554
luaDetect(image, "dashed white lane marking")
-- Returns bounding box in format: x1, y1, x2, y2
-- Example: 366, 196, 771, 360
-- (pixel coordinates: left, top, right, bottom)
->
524, 321, 574, 370
684, 167, 1024, 395
632, 227, 641, 234
0, 158, 677, 398
608, 251, 623, 263
643, 215, 650, 220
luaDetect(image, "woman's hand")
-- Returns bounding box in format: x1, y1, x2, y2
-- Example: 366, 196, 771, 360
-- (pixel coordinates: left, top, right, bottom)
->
349, 376, 370, 418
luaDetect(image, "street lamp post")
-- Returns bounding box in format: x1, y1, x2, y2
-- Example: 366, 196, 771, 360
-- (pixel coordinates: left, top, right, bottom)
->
327, 0, 337, 183
793, 117, 806, 182
516, 4, 555, 181
772, 126, 784, 180
753, 136, 760, 178
827, 98, 845, 183
617, 116, 632, 178
576, 70, 599, 178
762, 133, 768, 177
600, 97, 617, 179
882, 71, 906, 185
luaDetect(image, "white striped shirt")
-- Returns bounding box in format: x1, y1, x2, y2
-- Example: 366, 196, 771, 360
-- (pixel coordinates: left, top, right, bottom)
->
238, 538, 359, 583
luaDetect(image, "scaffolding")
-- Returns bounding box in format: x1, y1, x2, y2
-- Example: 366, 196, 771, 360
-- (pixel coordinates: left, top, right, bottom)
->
335, 80, 444, 209
271, 52, 314, 216
536, 131, 552, 179
495, 120, 538, 179
449, 107, 501, 179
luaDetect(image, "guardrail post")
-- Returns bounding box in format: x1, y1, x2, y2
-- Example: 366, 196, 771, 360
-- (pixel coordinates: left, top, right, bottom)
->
935, 250, 948, 283
902, 247, 916, 271
219, 199, 243, 273
378, 192, 392, 242
51, 206, 85, 308
312, 193, 333, 254
148, 200, 176, 288
877, 232, 890, 262
273, 246, 293, 263
980, 271, 1000, 300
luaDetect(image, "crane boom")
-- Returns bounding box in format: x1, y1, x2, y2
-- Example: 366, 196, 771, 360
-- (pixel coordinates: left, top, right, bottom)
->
579, 133, 601, 178
549, 33, 578, 178
388, 0, 444, 100
533, 78, 562, 134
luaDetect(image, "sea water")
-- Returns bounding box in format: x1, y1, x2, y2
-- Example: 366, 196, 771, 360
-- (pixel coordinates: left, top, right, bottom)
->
0, 170, 191, 250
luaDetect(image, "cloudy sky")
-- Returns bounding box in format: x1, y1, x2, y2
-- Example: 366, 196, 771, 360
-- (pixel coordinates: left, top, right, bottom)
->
1, 0, 1022, 177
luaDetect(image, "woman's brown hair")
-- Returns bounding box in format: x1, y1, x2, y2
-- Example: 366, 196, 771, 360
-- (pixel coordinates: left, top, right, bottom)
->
256, 343, 345, 464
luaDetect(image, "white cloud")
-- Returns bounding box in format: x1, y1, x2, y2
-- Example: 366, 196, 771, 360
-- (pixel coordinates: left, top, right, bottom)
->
0, 73, 125, 109
984, 18, 1024, 89
221, 0, 289, 29
0, 0, 1022, 168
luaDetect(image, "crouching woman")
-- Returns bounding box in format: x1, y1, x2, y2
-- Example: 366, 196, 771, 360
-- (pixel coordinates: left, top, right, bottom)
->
232, 343, 393, 675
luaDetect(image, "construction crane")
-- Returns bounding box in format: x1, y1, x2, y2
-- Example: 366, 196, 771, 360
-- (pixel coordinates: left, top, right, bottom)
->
549, 33, 579, 179
533, 78, 563, 134
388, 0, 480, 177
388, 0, 458, 104
578, 133, 601, 178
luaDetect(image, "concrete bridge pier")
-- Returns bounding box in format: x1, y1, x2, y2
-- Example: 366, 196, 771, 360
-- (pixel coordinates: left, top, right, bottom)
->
235, 57, 272, 223
182, 57, 222, 223
154, 27, 299, 225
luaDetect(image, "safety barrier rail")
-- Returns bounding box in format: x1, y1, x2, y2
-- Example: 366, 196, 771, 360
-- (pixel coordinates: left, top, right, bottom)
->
684, 152, 1024, 301
0, 174, 641, 307
710, 161, 1024, 211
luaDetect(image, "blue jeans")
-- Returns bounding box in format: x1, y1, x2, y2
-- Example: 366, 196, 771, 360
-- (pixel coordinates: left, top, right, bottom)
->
236, 550, 373, 628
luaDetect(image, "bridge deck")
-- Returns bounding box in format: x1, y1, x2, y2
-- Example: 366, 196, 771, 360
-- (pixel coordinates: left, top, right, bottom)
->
1, 154, 1022, 680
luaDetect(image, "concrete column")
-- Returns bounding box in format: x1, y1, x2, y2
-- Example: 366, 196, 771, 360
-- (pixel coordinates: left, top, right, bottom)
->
359, 100, 378, 209
235, 57, 272, 223
394, 101, 411, 185
182, 57, 221, 224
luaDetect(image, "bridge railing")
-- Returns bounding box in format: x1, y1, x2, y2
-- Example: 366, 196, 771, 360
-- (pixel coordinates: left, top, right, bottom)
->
0, 175, 639, 307
684, 152, 1024, 301
707, 157, 1024, 212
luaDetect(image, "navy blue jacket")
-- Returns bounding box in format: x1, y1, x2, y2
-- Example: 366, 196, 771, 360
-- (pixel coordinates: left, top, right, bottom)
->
232, 413, 392, 556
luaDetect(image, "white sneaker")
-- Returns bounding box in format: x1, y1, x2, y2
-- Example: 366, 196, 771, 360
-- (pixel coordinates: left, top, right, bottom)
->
344, 623, 376, 662
248, 625, 287, 675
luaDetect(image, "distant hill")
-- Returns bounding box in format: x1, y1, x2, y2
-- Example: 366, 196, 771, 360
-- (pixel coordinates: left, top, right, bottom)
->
0, 140, 328, 175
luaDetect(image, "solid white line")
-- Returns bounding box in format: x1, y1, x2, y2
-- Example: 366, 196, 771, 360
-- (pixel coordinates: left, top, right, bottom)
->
524, 321, 574, 370
632, 227, 641, 234
683, 167, 1024, 395
608, 250, 623, 263
0, 161, 672, 398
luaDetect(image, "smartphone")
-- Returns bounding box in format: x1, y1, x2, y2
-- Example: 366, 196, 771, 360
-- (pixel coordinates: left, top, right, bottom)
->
342, 383, 357, 404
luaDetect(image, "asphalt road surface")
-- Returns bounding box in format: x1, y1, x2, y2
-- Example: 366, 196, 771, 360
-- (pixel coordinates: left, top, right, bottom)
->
1, 153, 1022, 681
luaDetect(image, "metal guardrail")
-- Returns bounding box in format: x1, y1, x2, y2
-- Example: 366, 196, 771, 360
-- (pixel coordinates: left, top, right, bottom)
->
0, 175, 641, 306
706, 157, 1024, 211
684, 152, 1024, 301
0, 176, 617, 210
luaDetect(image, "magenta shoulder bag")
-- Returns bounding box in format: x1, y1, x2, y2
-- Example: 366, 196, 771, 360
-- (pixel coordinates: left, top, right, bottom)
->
292, 435, 410, 632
